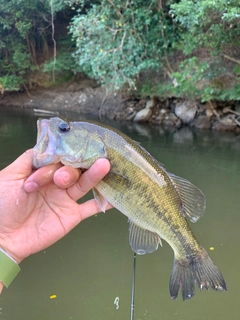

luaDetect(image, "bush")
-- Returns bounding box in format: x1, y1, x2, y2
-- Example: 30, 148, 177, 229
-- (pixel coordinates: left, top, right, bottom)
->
0, 0, 67, 91
69, 0, 177, 90
167, 0, 240, 101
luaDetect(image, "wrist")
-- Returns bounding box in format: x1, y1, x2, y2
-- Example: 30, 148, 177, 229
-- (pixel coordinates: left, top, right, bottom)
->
0, 244, 23, 265
0, 248, 21, 288
5, 252, 23, 265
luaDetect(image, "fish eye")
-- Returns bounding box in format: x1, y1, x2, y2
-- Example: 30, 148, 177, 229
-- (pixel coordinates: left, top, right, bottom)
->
59, 121, 71, 132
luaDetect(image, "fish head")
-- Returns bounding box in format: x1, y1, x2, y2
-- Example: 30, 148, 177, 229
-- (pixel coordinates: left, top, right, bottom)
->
33, 117, 107, 169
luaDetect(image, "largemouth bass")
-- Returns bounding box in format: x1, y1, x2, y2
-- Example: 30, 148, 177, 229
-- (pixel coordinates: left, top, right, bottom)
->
33, 117, 227, 300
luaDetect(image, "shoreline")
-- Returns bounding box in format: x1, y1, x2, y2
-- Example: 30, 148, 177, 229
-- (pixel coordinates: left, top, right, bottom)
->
1, 85, 240, 134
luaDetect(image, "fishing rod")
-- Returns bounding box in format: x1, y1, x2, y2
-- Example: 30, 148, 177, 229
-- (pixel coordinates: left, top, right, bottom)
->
130, 252, 137, 320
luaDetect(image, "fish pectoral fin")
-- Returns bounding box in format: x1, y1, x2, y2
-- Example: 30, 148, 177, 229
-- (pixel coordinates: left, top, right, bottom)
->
129, 221, 162, 255
92, 188, 109, 212
169, 173, 206, 223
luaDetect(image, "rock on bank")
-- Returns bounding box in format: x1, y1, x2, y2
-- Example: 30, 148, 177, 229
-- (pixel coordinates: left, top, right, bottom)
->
1, 82, 240, 133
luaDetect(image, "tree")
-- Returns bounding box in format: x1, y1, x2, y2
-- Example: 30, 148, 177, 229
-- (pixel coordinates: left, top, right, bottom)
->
69, 0, 177, 90
69, 0, 240, 100
166, 0, 240, 101
0, 0, 60, 91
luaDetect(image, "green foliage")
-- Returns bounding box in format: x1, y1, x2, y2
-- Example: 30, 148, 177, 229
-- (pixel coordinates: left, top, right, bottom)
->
0, 75, 23, 91
140, 54, 240, 102
69, 0, 177, 89
167, 0, 240, 101
68, 0, 240, 101
170, 0, 240, 57
0, 0, 48, 90
1, 0, 240, 102
43, 37, 82, 79
170, 58, 211, 98
0, 0, 69, 91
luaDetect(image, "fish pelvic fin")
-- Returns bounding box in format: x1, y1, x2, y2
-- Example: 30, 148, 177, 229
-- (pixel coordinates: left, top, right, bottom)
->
129, 221, 162, 255
92, 188, 108, 212
169, 248, 227, 301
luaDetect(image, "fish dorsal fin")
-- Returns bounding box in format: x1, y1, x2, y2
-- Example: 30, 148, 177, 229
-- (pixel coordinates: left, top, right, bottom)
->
92, 188, 109, 212
169, 173, 206, 223
129, 221, 162, 255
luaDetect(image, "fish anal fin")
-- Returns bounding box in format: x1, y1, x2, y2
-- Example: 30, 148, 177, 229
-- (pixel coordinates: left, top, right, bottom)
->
92, 188, 108, 212
129, 221, 161, 255
169, 173, 206, 223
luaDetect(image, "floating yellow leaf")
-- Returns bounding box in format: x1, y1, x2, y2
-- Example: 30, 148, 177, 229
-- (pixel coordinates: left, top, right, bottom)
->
49, 294, 57, 299
209, 247, 214, 251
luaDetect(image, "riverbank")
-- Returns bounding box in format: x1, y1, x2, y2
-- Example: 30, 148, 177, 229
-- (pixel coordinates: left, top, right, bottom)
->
1, 81, 240, 133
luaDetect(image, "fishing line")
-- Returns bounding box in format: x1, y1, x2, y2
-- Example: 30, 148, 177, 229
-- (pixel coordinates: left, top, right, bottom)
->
130, 252, 137, 320
113, 227, 128, 311
113, 246, 126, 311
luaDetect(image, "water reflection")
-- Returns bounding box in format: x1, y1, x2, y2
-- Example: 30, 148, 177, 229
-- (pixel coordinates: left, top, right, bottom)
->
0, 109, 239, 320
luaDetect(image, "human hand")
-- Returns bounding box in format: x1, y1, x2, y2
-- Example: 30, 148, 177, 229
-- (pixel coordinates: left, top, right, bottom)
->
0, 149, 111, 266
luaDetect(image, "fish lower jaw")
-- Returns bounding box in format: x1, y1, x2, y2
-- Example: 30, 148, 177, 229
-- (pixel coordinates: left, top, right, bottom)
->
33, 154, 60, 168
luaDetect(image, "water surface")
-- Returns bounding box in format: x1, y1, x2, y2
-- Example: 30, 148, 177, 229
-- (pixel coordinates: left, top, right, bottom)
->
0, 109, 239, 319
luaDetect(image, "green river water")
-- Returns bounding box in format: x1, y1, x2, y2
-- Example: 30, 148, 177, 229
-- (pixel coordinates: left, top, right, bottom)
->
0, 109, 239, 320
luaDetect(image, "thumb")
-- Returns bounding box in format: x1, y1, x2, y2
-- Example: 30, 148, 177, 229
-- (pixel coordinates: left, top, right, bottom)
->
4, 149, 34, 179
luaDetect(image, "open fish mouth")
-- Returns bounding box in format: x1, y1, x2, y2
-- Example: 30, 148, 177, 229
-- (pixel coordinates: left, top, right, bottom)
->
33, 119, 60, 168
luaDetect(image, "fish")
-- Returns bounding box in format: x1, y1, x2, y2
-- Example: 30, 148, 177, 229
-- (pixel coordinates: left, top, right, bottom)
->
33, 117, 227, 300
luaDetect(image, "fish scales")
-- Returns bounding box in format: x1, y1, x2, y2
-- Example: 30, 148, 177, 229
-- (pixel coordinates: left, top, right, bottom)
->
83, 122, 200, 256
97, 149, 195, 253
33, 117, 227, 300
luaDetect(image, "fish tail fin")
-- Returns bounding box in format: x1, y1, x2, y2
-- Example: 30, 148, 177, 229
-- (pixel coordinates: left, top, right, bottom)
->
169, 248, 227, 301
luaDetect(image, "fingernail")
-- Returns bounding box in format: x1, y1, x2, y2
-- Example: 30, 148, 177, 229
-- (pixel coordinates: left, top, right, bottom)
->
24, 181, 39, 192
